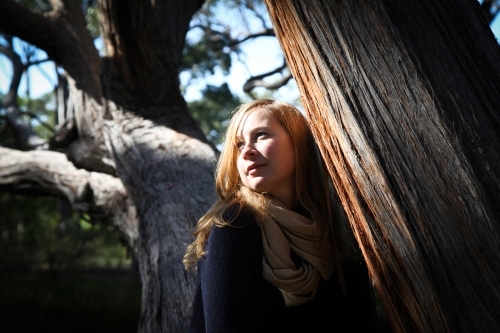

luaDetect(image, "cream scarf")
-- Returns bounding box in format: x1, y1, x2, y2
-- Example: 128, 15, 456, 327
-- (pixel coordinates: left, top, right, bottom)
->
260, 200, 335, 306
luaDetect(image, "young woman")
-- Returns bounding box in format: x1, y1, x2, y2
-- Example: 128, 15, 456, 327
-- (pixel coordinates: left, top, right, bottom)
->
184, 99, 377, 332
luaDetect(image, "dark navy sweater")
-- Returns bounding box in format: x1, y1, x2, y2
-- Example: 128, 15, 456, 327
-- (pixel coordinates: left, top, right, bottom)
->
188, 208, 377, 333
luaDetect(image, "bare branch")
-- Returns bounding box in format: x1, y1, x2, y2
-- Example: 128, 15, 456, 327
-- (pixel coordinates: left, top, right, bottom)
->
229, 28, 275, 46
243, 72, 293, 92
0, 146, 138, 251
243, 62, 293, 92
192, 22, 274, 47
244, 0, 271, 29
26, 57, 51, 67
22, 110, 55, 132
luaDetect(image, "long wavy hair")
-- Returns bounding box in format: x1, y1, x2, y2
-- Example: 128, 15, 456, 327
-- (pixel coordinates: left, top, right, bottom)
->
183, 99, 358, 269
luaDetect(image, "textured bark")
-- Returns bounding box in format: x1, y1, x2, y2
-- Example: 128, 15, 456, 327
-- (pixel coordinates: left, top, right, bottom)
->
265, 1, 500, 332
0, 147, 138, 249
104, 107, 215, 332
0, 1, 215, 332
95, 1, 213, 331
66, 139, 116, 175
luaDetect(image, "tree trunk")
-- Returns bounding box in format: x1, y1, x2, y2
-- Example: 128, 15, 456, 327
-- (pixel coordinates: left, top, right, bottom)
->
0, 1, 216, 332
265, 1, 500, 332
104, 107, 215, 333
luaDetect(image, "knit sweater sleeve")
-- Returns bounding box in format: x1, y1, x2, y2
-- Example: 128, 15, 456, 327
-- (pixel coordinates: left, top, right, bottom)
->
199, 211, 258, 333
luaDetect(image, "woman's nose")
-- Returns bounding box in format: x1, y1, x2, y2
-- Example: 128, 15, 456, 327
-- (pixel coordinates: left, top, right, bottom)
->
241, 144, 256, 159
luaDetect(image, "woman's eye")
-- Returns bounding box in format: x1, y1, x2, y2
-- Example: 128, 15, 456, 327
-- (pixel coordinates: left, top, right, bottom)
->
257, 131, 268, 138
236, 141, 245, 149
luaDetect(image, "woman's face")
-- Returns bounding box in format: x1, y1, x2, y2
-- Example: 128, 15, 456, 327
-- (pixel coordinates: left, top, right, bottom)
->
236, 108, 296, 208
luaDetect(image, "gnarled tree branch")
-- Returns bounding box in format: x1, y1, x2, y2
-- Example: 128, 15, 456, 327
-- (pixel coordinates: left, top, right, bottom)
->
0, 146, 138, 251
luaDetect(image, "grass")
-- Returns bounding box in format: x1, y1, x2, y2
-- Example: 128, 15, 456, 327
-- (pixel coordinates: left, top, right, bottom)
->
0, 269, 142, 333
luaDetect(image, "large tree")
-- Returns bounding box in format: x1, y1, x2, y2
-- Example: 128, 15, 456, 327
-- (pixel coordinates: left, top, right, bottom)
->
0, 1, 217, 332
265, 0, 500, 332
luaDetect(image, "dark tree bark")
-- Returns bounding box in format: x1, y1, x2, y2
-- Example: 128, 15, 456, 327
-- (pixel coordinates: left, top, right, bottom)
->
265, 0, 500, 332
0, 0, 217, 332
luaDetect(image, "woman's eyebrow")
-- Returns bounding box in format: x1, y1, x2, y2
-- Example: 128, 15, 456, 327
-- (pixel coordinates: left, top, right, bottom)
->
238, 125, 271, 136
252, 125, 272, 132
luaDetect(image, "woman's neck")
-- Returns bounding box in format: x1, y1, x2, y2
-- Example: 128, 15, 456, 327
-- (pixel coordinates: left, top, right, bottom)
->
268, 194, 297, 212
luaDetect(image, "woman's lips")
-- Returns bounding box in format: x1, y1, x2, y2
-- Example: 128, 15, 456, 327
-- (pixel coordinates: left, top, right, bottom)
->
247, 163, 265, 174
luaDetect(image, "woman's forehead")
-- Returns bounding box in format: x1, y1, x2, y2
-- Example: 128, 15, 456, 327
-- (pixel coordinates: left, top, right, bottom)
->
236, 108, 274, 134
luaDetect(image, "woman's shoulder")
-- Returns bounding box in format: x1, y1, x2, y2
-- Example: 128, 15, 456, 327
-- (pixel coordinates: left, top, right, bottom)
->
205, 203, 263, 262
207, 203, 261, 251
220, 203, 256, 228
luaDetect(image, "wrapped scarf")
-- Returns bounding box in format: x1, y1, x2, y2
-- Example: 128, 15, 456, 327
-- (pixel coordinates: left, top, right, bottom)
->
260, 200, 335, 306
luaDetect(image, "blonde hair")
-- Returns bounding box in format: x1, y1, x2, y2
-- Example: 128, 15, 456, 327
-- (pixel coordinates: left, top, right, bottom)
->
183, 99, 358, 269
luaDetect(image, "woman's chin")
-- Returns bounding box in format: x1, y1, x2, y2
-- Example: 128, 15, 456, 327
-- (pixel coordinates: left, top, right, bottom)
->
245, 182, 269, 194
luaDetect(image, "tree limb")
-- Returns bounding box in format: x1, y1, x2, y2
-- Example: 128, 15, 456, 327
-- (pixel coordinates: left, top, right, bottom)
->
190, 23, 274, 47
229, 28, 275, 46
243, 62, 293, 92
26, 57, 52, 67
244, 0, 271, 28
22, 110, 55, 132
0, 146, 138, 251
